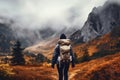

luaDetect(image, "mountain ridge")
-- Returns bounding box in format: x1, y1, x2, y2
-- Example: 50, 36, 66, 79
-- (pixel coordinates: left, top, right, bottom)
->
70, 1, 120, 43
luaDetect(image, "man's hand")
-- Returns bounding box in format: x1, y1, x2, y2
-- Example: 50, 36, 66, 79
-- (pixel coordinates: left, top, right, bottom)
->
51, 64, 54, 69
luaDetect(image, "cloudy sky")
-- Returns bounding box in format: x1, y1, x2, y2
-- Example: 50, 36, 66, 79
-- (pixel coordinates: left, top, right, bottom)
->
0, 0, 107, 30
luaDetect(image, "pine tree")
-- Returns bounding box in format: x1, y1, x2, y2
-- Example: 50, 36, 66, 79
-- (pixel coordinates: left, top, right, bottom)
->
11, 41, 25, 65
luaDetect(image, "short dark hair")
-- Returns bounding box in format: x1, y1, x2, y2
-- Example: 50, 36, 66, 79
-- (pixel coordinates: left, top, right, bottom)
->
60, 34, 67, 39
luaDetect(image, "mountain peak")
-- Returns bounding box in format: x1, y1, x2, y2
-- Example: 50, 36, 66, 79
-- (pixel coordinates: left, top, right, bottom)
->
70, 1, 120, 44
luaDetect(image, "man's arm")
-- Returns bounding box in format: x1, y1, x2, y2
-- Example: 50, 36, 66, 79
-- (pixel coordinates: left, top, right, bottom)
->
70, 46, 75, 68
51, 44, 59, 67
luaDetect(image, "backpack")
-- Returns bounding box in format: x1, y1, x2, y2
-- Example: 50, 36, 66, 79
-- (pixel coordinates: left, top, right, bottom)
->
58, 39, 72, 62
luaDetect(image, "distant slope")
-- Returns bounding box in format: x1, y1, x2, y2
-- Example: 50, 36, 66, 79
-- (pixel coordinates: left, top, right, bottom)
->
24, 37, 59, 59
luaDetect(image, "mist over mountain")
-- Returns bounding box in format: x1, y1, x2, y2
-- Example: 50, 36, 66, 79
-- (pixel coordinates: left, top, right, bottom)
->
0, 0, 113, 54
0, 17, 78, 54
70, 0, 120, 43
0, 0, 107, 44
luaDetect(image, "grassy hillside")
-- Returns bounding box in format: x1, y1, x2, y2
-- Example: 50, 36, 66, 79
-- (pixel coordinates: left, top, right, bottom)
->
24, 37, 58, 59
71, 52, 120, 80
73, 26, 120, 62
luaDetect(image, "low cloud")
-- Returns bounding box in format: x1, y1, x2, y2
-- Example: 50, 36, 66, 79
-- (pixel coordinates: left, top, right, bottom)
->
0, 0, 108, 30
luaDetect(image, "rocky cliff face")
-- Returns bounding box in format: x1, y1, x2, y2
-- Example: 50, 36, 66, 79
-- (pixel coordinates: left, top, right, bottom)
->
70, 1, 120, 43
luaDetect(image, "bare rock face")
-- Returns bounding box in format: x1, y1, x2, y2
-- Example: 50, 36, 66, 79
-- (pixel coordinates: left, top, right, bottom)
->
70, 1, 120, 43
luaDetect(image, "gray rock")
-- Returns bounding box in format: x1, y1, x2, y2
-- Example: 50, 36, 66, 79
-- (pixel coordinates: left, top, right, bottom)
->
70, 1, 120, 43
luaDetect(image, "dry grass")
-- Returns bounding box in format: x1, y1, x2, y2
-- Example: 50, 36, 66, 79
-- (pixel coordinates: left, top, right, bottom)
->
0, 52, 119, 80
11, 65, 57, 80
73, 31, 120, 59
24, 38, 58, 59
0, 64, 15, 80
71, 52, 120, 80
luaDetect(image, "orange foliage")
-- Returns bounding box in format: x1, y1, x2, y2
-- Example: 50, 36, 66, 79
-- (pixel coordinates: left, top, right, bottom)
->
71, 53, 120, 80
11, 65, 57, 80
73, 31, 120, 58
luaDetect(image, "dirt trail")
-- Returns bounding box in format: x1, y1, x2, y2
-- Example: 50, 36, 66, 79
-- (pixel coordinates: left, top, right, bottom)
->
50, 67, 81, 80
69, 69, 81, 80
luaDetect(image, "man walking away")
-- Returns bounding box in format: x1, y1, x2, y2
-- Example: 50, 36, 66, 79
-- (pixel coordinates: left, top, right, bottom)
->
51, 34, 75, 80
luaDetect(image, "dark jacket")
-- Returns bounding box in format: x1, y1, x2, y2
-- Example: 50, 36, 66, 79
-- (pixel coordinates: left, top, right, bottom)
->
52, 44, 75, 66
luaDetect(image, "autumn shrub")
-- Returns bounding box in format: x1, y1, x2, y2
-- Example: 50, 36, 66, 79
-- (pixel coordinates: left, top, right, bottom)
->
75, 52, 90, 63
0, 64, 14, 80
91, 50, 118, 59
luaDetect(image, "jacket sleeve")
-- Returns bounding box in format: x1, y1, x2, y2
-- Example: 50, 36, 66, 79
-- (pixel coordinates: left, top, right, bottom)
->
70, 46, 75, 65
52, 44, 59, 65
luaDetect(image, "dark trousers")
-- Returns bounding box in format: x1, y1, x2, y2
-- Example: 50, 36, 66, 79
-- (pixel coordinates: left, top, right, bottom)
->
57, 61, 70, 80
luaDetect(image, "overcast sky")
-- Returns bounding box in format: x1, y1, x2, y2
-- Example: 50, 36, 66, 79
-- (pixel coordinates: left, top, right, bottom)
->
0, 0, 107, 30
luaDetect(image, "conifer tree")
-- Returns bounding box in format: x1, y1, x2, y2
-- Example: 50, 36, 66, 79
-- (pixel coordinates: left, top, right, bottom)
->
11, 41, 25, 65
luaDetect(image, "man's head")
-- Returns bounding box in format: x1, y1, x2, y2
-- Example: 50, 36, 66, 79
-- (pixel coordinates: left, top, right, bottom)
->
60, 33, 67, 39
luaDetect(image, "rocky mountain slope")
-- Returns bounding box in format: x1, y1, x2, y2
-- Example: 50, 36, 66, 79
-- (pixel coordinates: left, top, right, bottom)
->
0, 23, 15, 54
70, 1, 120, 43
73, 26, 120, 62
